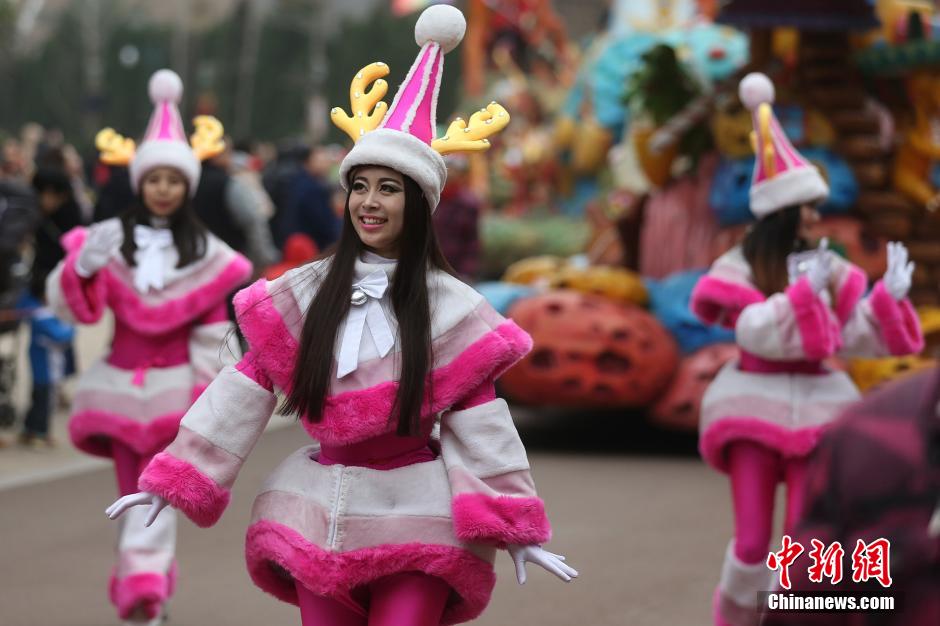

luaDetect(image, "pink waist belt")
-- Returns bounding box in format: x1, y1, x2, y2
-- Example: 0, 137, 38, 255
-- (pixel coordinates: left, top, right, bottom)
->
738, 351, 825, 375
318, 430, 436, 470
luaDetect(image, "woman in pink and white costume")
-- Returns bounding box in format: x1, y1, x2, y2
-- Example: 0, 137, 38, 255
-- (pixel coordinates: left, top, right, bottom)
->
108, 7, 577, 626
47, 70, 251, 625
691, 72, 924, 626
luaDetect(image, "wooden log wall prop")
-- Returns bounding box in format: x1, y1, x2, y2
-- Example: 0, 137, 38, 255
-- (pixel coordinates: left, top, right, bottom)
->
798, 31, 940, 305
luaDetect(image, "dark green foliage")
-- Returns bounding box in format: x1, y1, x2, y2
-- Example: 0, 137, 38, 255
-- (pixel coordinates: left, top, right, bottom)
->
623, 43, 712, 164
0, 3, 462, 150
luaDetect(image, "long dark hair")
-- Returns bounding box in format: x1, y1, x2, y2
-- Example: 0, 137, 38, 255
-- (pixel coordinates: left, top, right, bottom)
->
742, 205, 807, 297
282, 170, 455, 435
119, 188, 209, 268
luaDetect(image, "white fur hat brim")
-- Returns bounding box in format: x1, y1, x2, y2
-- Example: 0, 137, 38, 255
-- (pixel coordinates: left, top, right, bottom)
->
129, 140, 202, 196
750, 165, 829, 219
339, 129, 447, 211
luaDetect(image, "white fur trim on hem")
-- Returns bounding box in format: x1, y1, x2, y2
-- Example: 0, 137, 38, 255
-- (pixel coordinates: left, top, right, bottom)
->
339, 129, 447, 210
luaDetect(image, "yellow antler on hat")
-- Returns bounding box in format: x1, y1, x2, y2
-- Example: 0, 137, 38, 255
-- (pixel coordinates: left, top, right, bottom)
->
190, 115, 225, 161
95, 128, 136, 166
433, 102, 510, 155
331, 62, 390, 142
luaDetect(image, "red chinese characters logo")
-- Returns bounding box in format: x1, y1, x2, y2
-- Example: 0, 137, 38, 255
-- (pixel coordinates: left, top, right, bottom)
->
851, 538, 892, 588
766, 535, 804, 589
807, 539, 845, 584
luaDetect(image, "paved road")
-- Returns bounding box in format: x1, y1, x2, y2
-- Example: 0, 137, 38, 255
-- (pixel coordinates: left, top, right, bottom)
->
0, 407, 746, 626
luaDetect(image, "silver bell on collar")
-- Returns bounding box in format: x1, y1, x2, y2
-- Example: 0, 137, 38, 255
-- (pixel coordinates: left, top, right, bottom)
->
351, 289, 367, 306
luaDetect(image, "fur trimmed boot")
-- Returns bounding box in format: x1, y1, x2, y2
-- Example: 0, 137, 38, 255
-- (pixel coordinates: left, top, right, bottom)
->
713, 541, 772, 626
110, 561, 176, 623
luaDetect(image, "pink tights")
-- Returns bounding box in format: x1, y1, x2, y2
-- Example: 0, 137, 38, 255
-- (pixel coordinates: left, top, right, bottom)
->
296, 572, 451, 626
112, 441, 153, 496
726, 441, 809, 564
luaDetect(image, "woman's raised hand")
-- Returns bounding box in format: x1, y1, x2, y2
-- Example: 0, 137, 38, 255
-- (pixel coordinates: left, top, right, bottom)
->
883, 241, 914, 302
106, 491, 168, 527
507, 544, 579, 584
76, 223, 122, 277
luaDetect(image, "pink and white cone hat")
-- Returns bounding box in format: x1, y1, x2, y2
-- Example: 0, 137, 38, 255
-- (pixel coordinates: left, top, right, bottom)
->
337, 5, 471, 211
739, 72, 829, 218
128, 70, 202, 195
96, 69, 225, 197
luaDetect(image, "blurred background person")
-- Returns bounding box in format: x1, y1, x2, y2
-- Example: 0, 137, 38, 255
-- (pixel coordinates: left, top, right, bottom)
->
434, 155, 483, 282
763, 367, 940, 626
272, 144, 341, 252
18, 271, 75, 449
30, 166, 86, 281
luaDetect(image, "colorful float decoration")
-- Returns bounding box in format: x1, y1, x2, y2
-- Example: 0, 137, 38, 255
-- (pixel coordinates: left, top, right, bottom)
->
650, 343, 739, 431
501, 291, 678, 408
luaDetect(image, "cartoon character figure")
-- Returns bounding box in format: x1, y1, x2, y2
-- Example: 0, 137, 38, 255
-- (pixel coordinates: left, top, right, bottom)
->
108, 7, 576, 626
894, 70, 940, 212
690, 73, 923, 626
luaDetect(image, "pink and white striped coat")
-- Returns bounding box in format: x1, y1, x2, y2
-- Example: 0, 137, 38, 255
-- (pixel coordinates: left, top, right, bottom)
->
691, 246, 923, 473
138, 255, 551, 624
46, 219, 251, 459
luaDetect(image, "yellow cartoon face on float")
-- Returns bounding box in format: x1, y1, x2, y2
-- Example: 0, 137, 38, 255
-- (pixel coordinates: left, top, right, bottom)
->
906, 70, 940, 159
710, 95, 753, 159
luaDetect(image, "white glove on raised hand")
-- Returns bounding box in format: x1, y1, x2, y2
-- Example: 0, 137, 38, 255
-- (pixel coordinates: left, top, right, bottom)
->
106, 491, 169, 527
507, 544, 579, 584
883, 241, 914, 302
76, 223, 123, 277
805, 237, 832, 295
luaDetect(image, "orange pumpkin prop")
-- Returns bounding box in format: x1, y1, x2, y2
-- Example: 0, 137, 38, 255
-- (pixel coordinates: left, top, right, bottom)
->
501, 291, 678, 407
650, 344, 739, 432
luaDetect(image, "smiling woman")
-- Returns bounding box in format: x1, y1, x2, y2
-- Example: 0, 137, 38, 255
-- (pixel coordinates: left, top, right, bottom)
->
110, 6, 577, 626
348, 167, 406, 258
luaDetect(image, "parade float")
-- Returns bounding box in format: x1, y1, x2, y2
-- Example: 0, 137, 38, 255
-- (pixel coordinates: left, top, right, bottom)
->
465, 0, 939, 430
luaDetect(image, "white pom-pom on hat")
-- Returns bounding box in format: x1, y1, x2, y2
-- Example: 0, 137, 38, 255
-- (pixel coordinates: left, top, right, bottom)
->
739, 72, 775, 111
148, 69, 184, 104
415, 4, 466, 54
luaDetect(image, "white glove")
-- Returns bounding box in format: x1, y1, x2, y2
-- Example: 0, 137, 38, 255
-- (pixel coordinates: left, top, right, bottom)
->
507, 544, 579, 584
76, 223, 123, 277
805, 237, 833, 295
106, 491, 169, 527
883, 241, 914, 301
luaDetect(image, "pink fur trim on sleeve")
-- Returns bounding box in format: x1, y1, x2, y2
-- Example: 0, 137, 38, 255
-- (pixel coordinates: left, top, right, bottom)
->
834, 265, 868, 326
233, 279, 296, 390
235, 352, 274, 392
139, 452, 230, 528
785, 277, 838, 360
691, 276, 765, 328
868, 280, 925, 356
453, 380, 497, 410
59, 252, 107, 324
60, 226, 88, 253
452, 493, 552, 547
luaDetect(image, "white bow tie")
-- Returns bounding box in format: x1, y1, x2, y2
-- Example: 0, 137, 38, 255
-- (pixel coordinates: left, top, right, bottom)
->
336, 269, 395, 378
133, 225, 174, 294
